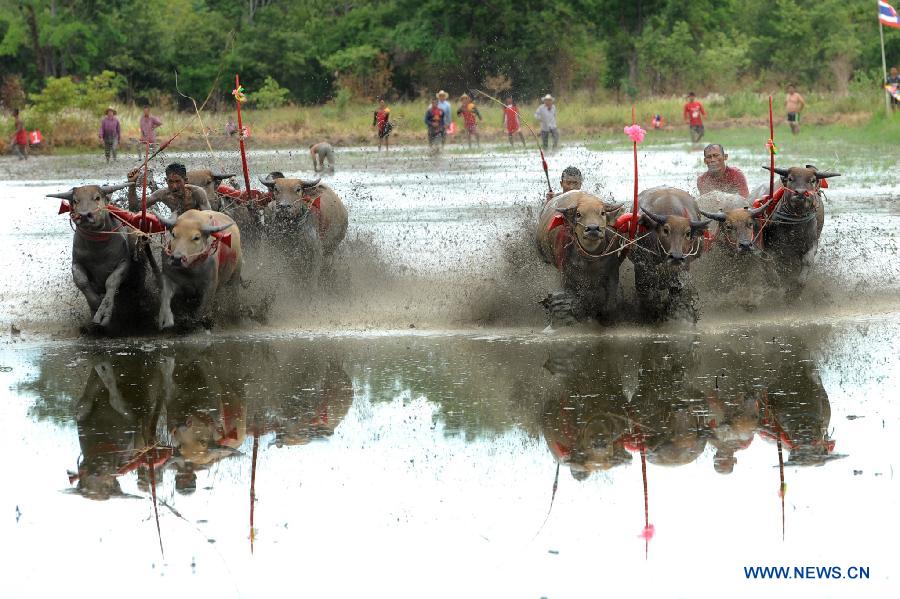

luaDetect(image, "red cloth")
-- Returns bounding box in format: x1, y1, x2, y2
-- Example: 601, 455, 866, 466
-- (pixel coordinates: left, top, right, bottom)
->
697, 166, 749, 197
15, 127, 28, 145
503, 104, 520, 134
683, 101, 706, 126
460, 105, 478, 130
28, 130, 43, 145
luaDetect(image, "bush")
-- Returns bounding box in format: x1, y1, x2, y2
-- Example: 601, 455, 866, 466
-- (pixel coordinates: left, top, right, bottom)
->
253, 76, 290, 109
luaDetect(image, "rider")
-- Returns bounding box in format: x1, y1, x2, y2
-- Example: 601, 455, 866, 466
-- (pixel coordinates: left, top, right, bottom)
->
696, 144, 749, 198
127, 162, 210, 215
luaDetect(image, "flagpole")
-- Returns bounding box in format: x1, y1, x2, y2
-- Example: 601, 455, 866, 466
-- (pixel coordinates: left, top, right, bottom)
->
881, 21, 891, 117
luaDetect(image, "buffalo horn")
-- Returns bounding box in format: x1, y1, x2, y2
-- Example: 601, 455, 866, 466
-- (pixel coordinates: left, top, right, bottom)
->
258, 175, 276, 188
748, 199, 771, 216
814, 171, 841, 179
99, 183, 128, 196
46, 189, 75, 201
212, 173, 235, 181
762, 166, 790, 177
158, 216, 177, 230
690, 218, 712, 231
699, 209, 727, 222
299, 177, 321, 189
603, 202, 625, 213
640, 207, 668, 225
201, 221, 234, 235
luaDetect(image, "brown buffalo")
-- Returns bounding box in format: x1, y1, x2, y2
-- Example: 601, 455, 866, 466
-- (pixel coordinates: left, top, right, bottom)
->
536, 190, 624, 325
186, 169, 235, 211
157, 209, 242, 329
760, 165, 839, 288
260, 174, 348, 285
630, 187, 710, 321
697, 191, 770, 254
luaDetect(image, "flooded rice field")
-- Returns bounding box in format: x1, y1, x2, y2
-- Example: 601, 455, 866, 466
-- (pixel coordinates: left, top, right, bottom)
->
1, 141, 898, 597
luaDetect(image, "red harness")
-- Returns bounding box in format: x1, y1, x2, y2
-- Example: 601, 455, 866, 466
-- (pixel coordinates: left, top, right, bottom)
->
216, 185, 272, 208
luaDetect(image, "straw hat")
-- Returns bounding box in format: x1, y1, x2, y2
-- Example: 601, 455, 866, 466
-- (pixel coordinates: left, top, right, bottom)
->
105, 106, 117, 115
437, 90, 448, 99
542, 94, 554, 102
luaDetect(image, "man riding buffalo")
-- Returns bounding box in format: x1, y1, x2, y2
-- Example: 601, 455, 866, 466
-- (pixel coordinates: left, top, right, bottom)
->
128, 162, 210, 215
697, 144, 749, 197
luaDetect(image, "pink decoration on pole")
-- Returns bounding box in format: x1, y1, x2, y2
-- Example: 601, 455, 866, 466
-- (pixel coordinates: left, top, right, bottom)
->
640, 524, 655, 541
624, 124, 647, 144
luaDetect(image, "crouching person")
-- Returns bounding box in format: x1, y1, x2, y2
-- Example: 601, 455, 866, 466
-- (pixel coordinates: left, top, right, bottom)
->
158, 209, 242, 330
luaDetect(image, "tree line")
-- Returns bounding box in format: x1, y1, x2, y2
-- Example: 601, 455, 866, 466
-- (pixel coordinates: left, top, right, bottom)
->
0, 0, 895, 110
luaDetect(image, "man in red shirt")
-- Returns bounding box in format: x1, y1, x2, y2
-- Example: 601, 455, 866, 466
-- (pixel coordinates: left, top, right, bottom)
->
696, 144, 749, 198
683, 92, 706, 143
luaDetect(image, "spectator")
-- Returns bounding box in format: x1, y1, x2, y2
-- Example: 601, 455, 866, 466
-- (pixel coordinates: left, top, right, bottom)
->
785, 84, 806, 135
10, 108, 28, 160
224, 116, 238, 136
683, 92, 706, 144
424, 97, 445, 150
503, 96, 527, 147
886, 66, 900, 112
535, 94, 559, 150
436, 90, 452, 147
697, 144, 749, 198
372, 98, 393, 151
456, 93, 482, 149
98, 107, 121, 163
651, 114, 665, 129
138, 106, 162, 159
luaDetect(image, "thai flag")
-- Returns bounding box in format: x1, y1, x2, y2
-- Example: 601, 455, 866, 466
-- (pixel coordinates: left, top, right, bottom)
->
880, 1, 900, 28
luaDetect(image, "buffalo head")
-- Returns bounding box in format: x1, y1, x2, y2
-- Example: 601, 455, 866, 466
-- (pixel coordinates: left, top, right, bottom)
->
162, 209, 233, 267
640, 208, 710, 263
763, 165, 839, 212
47, 184, 127, 229
555, 191, 624, 256
259, 174, 321, 222
187, 169, 235, 211
700, 200, 770, 253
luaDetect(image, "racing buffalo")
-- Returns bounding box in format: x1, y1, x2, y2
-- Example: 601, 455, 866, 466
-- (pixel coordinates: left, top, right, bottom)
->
630, 187, 710, 322
259, 173, 348, 285
157, 209, 242, 330
48, 184, 151, 332
760, 165, 839, 289
697, 191, 770, 255
536, 190, 624, 326
186, 170, 235, 212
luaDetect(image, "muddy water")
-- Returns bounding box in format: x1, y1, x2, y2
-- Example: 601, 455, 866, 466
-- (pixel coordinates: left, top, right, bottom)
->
1, 142, 898, 597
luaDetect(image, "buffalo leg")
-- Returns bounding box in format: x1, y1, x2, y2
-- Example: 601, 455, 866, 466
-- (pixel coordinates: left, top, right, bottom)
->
73, 263, 102, 314
797, 241, 818, 287
93, 259, 130, 328
157, 277, 176, 330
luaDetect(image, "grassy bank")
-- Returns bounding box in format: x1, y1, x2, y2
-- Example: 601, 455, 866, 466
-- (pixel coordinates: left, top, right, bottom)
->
1, 88, 894, 154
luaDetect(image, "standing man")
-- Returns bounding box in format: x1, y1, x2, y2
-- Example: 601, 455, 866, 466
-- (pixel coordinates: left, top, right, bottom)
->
9, 108, 28, 160
456, 94, 482, 148
885, 67, 899, 112
503, 96, 527, 147
372, 98, 393, 151
310, 142, 335, 172
696, 144, 749, 198
424, 97, 445, 151
98, 107, 121, 163
683, 92, 706, 144
436, 90, 452, 148
785, 85, 806, 135
535, 94, 559, 151
138, 106, 162, 159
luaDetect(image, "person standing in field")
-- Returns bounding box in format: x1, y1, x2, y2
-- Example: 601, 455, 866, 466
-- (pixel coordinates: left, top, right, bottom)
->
683, 92, 706, 144
785, 85, 806, 135
424, 97, 445, 151
535, 94, 559, 150
98, 107, 121, 163
456, 94, 482, 148
10, 108, 28, 160
436, 90, 452, 148
372, 98, 393, 151
503, 96, 527, 147
138, 105, 162, 159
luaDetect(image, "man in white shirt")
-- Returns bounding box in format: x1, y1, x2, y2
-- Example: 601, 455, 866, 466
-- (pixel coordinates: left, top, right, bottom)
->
535, 94, 559, 150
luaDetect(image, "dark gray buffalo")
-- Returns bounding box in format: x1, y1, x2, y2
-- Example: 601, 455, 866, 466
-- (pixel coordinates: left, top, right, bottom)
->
630, 186, 711, 322
760, 165, 839, 289
48, 184, 151, 331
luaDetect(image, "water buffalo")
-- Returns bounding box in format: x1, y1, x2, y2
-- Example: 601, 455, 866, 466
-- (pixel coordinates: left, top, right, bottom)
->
760, 165, 839, 289
697, 191, 770, 255
157, 209, 242, 330
48, 184, 151, 331
259, 173, 348, 285
186, 169, 235, 211
630, 187, 710, 322
536, 190, 625, 325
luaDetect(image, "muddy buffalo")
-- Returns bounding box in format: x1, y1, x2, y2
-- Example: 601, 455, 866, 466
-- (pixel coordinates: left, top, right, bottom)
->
186, 169, 235, 212
536, 190, 624, 325
157, 209, 242, 329
630, 187, 710, 322
260, 173, 348, 285
48, 184, 152, 331
760, 165, 839, 290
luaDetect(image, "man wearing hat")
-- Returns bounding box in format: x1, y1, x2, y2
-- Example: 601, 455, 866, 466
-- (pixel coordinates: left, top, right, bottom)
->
98, 107, 121, 162
436, 90, 452, 147
535, 94, 559, 150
